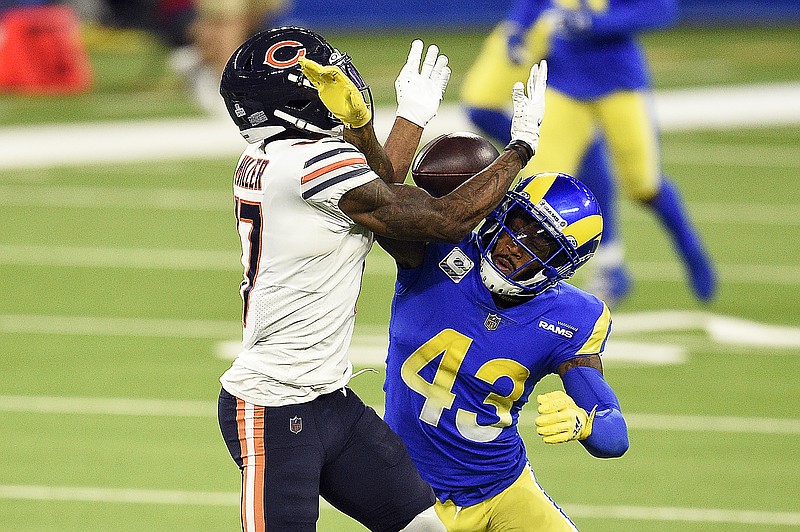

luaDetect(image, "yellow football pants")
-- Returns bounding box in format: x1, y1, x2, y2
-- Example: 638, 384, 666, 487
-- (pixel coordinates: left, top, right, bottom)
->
461, 21, 662, 202
434, 464, 578, 532
195, 0, 289, 18
461, 21, 555, 111
526, 88, 662, 201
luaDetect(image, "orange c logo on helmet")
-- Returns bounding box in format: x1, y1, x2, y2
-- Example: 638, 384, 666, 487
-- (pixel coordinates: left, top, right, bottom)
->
264, 40, 306, 68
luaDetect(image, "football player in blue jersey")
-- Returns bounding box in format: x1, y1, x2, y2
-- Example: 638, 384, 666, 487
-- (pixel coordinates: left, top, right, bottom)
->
461, 0, 717, 305
378, 172, 629, 531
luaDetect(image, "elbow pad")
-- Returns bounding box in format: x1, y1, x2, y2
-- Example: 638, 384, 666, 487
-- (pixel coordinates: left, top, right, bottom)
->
562, 365, 629, 458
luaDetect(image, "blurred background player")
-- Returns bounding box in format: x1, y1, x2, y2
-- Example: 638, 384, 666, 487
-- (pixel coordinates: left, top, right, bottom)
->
461, 0, 717, 305
0, 0, 47, 10
74, 0, 194, 48
184, 0, 291, 112
461, 0, 629, 305
70, 0, 291, 113
379, 172, 629, 530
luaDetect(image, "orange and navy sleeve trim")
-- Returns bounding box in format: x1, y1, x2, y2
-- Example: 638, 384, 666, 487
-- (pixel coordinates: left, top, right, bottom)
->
300, 143, 371, 200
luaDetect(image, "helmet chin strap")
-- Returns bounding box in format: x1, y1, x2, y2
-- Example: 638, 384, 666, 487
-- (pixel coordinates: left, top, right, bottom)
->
273, 109, 343, 137
240, 124, 287, 144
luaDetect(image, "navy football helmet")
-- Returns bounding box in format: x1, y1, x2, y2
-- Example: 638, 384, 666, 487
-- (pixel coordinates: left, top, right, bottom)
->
477, 172, 603, 297
220, 26, 370, 143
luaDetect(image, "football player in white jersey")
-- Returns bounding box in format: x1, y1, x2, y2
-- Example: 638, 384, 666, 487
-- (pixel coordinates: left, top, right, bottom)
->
216, 26, 548, 532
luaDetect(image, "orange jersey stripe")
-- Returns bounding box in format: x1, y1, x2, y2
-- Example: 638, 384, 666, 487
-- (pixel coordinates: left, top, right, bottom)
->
301, 157, 367, 184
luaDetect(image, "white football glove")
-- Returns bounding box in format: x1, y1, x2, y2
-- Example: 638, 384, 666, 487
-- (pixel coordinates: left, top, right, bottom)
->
509, 59, 547, 161
395, 40, 451, 127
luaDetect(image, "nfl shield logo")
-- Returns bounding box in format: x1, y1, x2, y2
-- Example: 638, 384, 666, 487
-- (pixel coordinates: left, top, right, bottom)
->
289, 416, 302, 434
485, 314, 501, 331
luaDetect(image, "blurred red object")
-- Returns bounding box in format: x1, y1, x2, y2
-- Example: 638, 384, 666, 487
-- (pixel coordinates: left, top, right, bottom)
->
0, 4, 93, 94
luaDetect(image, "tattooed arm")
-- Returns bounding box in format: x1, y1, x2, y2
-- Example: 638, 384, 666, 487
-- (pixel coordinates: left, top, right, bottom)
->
343, 116, 427, 269
341, 59, 547, 266
344, 117, 423, 185
339, 147, 525, 259
342, 121, 393, 183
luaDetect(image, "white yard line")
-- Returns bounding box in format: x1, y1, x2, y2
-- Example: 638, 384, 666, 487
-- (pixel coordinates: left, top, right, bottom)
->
611, 310, 800, 347
0, 117, 246, 169
3, 243, 800, 286
2, 394, 799, 435
0, 185, 229, 210
0, 314, 239, 338
652, 82, 800, 131
3, 184, 800, 228
0, 485, 238, 506
3, 309, 800, 347
565, 504, 800, 526
620, 414, 800, 435
0, 395, 212, 417
0, 244, 237, 271
1, 83, 799, 169
0, 485, 798, 525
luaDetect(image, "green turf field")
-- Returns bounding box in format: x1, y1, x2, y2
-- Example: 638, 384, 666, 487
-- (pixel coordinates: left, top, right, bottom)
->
1, 26, 799, 531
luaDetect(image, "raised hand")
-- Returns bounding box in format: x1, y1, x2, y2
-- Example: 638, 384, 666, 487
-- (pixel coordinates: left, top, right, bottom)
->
299, 56, 371, 129
395, 39, 452, 127
506, 59, 548, 166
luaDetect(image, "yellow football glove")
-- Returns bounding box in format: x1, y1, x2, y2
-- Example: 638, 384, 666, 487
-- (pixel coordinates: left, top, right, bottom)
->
535, 390, 596, 444
298, 57, 371, 129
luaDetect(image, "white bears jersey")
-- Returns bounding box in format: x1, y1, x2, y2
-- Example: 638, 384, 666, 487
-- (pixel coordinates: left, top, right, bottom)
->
219, 135, 379, 407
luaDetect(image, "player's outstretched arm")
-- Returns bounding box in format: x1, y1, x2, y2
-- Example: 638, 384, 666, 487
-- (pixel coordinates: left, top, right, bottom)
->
507, 59, 546, 164
299, 56, 399, 182
378, 39, 453, 185
340, 60, 548, 244
302, 40, 451, 187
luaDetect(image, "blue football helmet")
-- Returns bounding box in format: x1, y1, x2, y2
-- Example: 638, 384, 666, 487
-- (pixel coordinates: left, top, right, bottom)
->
220, 26, 370, 143
477, 172, 603, 297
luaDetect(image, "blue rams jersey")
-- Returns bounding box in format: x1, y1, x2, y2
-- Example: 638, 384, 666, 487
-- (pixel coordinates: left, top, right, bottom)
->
532, 0, 678, 99
383, 234, 611, 507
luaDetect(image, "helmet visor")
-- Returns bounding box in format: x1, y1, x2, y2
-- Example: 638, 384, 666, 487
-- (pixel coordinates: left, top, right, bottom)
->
330, 50, 368, 91
329, 50, 372, 110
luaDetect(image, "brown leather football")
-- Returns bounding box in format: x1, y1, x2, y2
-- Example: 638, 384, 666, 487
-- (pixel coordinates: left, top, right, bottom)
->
411, 132, 500, 197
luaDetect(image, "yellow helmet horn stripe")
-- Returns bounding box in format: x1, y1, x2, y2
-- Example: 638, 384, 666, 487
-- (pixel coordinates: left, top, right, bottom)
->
564, 214, 603, 247
521, 173, 558, 204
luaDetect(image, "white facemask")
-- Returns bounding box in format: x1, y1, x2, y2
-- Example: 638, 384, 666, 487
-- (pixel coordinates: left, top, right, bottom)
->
479, 252, 548, 296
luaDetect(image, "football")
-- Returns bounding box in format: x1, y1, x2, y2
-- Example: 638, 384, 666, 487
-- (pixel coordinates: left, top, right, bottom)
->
411, 132, 500, 197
